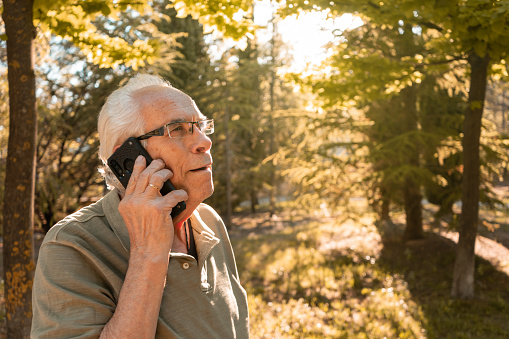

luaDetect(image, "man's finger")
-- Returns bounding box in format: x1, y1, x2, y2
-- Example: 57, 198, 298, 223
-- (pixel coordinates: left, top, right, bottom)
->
125, 155, 146, 195
147, 169, 173, 194
134, 158, 166, 195
160, 189, 188, 210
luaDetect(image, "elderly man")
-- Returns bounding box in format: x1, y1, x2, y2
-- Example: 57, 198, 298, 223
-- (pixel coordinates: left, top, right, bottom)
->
31, 74, 249, 338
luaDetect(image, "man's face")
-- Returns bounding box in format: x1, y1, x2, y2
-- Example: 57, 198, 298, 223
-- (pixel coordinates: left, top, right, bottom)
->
134, 86, 214, 211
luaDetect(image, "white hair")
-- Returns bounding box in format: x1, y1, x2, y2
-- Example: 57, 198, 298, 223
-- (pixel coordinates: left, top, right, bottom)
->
98, 73, 173, 191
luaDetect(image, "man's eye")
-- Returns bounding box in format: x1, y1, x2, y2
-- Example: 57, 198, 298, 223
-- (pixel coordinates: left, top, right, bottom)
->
167, 123, 190, 138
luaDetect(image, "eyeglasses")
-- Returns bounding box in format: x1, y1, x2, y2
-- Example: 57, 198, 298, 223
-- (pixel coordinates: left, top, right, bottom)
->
137, 119, 214, 140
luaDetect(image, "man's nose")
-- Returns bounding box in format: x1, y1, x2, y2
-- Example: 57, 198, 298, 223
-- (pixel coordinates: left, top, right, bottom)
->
192, 128, 212, 153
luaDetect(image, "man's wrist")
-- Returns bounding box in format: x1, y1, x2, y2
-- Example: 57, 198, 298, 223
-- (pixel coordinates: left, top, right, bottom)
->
129, 248, 170, 268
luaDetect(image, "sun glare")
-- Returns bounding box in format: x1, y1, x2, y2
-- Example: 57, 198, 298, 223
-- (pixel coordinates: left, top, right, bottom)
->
278, 13, 363, 72
254, 0, 363, 73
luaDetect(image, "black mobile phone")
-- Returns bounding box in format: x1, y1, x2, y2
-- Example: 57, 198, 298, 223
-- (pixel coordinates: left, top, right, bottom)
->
107, 137, 186, 219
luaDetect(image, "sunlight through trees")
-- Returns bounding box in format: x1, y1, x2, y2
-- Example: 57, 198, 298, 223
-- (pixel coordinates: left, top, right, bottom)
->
1, 0, 508, 336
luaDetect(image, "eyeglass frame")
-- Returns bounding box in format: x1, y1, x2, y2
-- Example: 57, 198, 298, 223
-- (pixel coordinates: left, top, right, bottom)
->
136, 119, 214, 141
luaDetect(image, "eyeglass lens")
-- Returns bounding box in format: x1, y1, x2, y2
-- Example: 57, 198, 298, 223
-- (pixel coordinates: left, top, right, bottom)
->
166, 120, 214, 138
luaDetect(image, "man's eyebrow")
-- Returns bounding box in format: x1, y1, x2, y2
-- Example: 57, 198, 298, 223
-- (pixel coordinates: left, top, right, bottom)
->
166, 116, 208, 124
165, 117, 187, 124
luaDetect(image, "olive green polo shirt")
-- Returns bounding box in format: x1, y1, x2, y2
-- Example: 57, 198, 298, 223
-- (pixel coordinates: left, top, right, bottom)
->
31, 189, 249, 338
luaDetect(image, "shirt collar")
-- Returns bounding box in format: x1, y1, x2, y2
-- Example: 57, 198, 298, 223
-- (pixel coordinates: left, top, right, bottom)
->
189, 207, 216, 237
190, 206, 220, 268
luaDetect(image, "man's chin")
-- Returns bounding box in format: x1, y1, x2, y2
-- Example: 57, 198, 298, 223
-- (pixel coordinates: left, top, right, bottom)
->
204, 184, 214, 200
195, 182, 214, 203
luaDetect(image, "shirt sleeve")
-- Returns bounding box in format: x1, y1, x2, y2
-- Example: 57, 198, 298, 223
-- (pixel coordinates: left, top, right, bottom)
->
31, 241, 117, 339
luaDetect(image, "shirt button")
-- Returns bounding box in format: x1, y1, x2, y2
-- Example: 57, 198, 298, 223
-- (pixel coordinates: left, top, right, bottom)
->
200, 282, 211, 291
182, 262, 190, 270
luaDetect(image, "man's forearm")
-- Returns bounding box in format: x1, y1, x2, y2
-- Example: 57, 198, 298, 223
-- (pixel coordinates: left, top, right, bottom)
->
100, 252, 169, 338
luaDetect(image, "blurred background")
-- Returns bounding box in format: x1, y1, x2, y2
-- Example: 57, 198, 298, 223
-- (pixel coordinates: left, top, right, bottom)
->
1, 0, 509, 337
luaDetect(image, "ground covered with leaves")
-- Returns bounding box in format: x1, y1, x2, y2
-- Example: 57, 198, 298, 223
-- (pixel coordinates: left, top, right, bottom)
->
1, 210, 509, 338
230, 212, 509, 338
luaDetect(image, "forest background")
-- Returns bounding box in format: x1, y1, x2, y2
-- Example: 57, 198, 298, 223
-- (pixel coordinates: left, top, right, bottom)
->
1, 0, 509, 337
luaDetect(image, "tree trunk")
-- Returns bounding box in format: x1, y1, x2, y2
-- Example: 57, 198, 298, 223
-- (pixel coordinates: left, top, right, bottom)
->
224, 91, 232, 229
451, 53, 490, 299
401, 86, 424, 240
2, 0, 37, 337
403, 179, 424, 240
250, 189, 258, 214
268, 13, 277, 217
502, 87, 506, 131
380, 186, 391, 222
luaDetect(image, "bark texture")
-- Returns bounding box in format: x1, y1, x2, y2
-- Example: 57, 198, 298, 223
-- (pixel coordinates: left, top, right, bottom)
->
2, 0, 37, 337
401, 86, 424, 240
451, 53, 490, 299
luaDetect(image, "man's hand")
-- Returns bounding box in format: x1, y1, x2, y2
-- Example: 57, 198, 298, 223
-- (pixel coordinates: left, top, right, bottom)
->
118, 155, 188, 259
101, 155, 188, 339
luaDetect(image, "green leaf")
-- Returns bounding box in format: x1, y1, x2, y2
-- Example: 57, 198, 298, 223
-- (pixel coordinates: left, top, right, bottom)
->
473, 40, 487, 57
